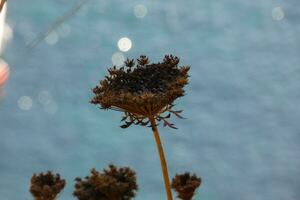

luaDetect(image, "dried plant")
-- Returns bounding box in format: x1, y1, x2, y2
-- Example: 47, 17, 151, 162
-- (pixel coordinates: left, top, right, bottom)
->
73, 164, 138, 200
91, 55, 189, 129
29, 171, 66, 200
91, 55, 190, 200
171, 172, 201, 200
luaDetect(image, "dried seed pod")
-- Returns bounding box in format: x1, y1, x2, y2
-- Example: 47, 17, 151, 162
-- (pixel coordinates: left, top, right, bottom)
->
91, 55, 190, 129
73, 165, 138, 200
30, 171, 66, 200
171, 172, 201, 200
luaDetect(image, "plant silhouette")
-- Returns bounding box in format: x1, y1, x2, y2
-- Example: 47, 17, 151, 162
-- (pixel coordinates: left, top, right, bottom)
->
91, 55, 190, 200
172, 172, 201, 200
28, 55, 202, 200
73, 165, 138, 200
29, 171, 66, 200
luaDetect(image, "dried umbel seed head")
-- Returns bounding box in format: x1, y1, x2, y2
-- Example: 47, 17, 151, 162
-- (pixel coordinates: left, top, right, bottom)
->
171, 172, 202, 200
30, 171, 66, 200
73, 165, 138, 200
91, 55, 190, 129
102, 165, 138, 199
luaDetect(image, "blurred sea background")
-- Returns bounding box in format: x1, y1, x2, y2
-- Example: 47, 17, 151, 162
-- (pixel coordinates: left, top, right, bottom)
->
0, 0, 300, 199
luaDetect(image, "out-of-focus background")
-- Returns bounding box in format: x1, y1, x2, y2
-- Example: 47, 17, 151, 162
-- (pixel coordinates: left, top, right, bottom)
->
1, 0, 300, 199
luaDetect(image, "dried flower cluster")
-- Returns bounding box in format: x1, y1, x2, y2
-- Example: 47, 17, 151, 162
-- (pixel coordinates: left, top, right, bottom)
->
73, 165, 138, 200
29, 171, 66, 200
91, 55, 190, 129
171, 172, 202, 200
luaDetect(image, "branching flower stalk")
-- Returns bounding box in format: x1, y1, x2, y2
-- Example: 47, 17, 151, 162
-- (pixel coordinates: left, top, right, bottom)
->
91, 55, 190, 200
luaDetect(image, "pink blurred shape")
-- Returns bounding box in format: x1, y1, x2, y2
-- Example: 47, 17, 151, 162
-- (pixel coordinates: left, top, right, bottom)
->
0, 59, 9, 86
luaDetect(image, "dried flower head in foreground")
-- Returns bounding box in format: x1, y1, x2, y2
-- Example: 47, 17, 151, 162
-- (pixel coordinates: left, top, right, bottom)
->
171, 172, 201, 200
30, 171, 66, 200
73, 165, 138, 200
91, 55, 190, 129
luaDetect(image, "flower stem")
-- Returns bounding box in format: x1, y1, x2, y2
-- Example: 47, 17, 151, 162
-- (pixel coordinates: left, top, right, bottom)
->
149, 116, 173, 200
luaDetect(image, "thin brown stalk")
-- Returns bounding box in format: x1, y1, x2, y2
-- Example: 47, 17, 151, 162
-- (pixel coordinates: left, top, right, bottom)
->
149, 116, 173, 200
27, 0, 90, 48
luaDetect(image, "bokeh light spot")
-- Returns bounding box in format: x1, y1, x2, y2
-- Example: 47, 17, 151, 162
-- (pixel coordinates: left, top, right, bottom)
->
38, 90, 52, 105
18, 96, 33, 111
45, 31, 59, 45
134, 4, 148, 18
117, 37, 132, 52
272, 7, 285, 21
112, 52, 125, 67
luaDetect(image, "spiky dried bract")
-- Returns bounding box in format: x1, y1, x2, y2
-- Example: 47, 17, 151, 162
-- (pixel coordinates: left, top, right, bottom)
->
171, 172, 201, 200
30, 171, 66, 200
73, 165, 138, 200
91, 55, 190, 129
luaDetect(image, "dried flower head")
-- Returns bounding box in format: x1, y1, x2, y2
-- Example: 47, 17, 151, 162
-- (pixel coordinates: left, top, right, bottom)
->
29, 171, 66, 200
73, 165, 138, 200
91, 55, 190, 129
171, 172, 201, 200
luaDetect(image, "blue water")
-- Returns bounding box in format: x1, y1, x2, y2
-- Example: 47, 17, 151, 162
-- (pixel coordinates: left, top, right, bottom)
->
1, 0, 300, 199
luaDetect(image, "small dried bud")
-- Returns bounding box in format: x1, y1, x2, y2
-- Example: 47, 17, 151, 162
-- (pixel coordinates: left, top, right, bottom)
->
163, 55, 180, 66
137, 55, 149, 66
125, 58, 135, 68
